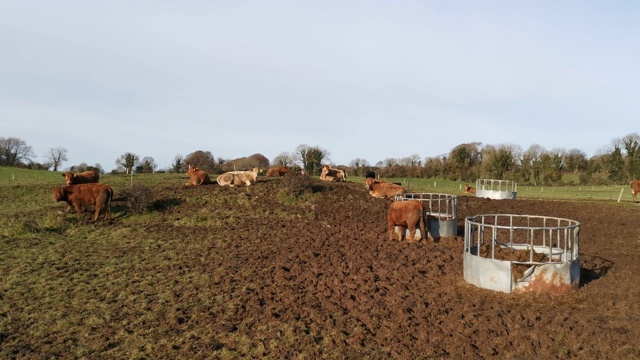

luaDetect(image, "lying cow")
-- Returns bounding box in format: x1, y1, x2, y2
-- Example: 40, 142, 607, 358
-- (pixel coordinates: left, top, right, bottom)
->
463, 183, 476, 194
266, 166, 288, 177
365, 177, 405, 198
631, 180, 640, 202
53, 183, 113, 222
388, 200, 427, 242
185, 165, 212, 185
62, 170, 100, 185
217, 167, 261, 187
320, 165, 347, 182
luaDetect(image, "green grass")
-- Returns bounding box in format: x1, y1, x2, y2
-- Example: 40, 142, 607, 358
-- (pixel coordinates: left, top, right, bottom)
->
367, 176, 632, 202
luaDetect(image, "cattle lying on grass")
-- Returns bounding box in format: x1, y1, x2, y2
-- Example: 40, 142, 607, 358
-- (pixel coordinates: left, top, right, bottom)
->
185, 165, 212, 186
365, 177, 405, 198
62, 170, 99, 185
631, 180, 640, 202
266, 166, 288, 177
217, 168, 261, 187
53, 183, 113, 222
320, 165, 346, 182
464, 183, 476, 194
388, 200, 426, 242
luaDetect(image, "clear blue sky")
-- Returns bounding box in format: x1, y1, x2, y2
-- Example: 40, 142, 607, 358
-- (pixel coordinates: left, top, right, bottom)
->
1, 1, 638, 171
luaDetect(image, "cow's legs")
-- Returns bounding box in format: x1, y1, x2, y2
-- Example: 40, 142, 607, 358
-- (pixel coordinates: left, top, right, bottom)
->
407, 225, 417, 243
396, 225, 405, 241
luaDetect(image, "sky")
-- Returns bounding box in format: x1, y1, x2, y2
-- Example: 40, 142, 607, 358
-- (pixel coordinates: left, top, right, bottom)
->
1, 1, 639, 171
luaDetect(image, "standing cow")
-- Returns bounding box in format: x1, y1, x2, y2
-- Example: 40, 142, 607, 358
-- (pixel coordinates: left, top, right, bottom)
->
62, 170, 100, 185
53, 183, 113, 222
387, 200, 426, 242
631, 180, 640, 203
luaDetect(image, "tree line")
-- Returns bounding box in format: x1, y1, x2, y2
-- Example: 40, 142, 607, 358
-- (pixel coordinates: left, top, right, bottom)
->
2, 132, 639, 186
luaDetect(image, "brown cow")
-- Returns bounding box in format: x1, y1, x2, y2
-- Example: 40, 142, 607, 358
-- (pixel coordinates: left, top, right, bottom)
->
463, 183, 476, 194
53, 183, 113, 222
62, 170, 99, 185
631, 180, 640, 202
320, 165, 346, 182
266, 166, 288, 177
185, 165, 212, 185
365, 177, 405, 198
387, 200, 427, 242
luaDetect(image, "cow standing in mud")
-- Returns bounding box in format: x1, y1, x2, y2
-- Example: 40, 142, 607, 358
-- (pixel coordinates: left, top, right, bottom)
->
53, 183, 113, 222
387, 200, 427, 243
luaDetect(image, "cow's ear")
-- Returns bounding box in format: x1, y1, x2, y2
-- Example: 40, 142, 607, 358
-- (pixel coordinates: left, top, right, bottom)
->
61, 173, 65, 177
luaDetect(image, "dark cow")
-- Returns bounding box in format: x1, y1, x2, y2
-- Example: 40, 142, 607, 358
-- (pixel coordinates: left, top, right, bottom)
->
387, 200, 427, 242
463, 183, 476, 194
53, 183, 113, 222
62, 170, 100, 185
631, 180, 640, 202
185, 165, 212, 185
266, 166, 288, 177
365, 177, 405, 198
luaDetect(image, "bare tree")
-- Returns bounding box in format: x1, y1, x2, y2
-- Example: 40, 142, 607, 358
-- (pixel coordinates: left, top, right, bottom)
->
0, 137, 36, 166
43, 147, 68, 171
116, 152, 140, 174
272, 152, 295, 167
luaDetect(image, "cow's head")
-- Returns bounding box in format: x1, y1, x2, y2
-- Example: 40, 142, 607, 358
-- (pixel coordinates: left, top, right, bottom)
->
62, 172, 74, 185
52, 186, 67, 202
365, 177, 376, 190
186, 165, 199, 176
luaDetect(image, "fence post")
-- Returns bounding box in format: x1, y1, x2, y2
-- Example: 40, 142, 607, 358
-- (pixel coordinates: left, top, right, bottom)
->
617, 188, 624, 203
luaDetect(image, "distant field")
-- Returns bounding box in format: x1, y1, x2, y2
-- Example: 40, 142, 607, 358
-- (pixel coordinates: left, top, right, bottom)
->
0, 167, 634, 203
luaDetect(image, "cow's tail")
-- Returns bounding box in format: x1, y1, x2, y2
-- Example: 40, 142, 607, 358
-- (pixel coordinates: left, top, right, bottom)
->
419, 206, 427, 241
105, 187, 113, 221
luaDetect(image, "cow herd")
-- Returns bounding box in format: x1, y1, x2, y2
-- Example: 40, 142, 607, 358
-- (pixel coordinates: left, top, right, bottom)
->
52, 168, 640, 238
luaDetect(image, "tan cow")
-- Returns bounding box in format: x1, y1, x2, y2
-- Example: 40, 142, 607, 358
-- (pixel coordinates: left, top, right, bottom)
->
463, 183, 476, 194
631, 180, 640, 202
387, 200, 427, 242
62, 170, 99, 185
320, 165, 346, 182
217, 167, 261, 187
53, 183, 113, 222
266, 166, 288, 177
365, 177, 405, 198
185, 165, 212, 185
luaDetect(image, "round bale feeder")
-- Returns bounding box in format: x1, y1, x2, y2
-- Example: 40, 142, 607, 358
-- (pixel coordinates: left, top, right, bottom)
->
394, 193, 457, 239
464, 214, 580, 295
476, 179, 517, 199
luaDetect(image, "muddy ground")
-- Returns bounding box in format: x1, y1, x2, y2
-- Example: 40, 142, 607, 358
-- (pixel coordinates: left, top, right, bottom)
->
3, 176, 640, 359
